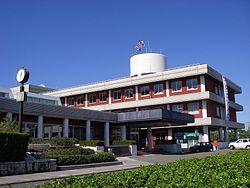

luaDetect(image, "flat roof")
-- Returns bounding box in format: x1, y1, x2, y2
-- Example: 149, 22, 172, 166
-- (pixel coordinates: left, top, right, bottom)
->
0, 98, 193, 127
45, 64, 241, 98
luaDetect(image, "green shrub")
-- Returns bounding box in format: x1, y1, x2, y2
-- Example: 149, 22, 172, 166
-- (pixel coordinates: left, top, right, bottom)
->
45, 147, 95, 156
112, 140, 136, 145
30, 137, 78, 147
79, 140, 104, 146
46, 152, 115, 166
43, 150, 250, 187
0, 132, 29, 162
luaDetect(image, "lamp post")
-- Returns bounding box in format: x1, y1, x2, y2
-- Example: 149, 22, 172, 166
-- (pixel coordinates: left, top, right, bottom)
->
16, 68, 29, 132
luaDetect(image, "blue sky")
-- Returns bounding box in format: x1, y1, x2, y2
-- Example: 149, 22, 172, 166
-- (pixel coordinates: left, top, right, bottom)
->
0, 0, 249, 123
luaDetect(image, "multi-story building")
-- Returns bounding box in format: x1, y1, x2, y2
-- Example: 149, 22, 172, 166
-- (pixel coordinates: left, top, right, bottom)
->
44, 53, 244, 148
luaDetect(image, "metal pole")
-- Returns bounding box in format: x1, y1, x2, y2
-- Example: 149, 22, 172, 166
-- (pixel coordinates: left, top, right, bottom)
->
18, 84, 24, 132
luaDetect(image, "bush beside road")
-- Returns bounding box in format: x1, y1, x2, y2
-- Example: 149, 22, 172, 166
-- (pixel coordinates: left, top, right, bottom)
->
42, 150, 250, 187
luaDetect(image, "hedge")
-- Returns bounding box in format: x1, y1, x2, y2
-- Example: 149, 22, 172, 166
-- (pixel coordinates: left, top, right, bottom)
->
46, 152, 115, 166
79, 140, 104, 146
30, 137, 78, 147
0, 132, 29, 162
42, 150, 250, 187
45, 147, 95, 156
112, 140, 136, 145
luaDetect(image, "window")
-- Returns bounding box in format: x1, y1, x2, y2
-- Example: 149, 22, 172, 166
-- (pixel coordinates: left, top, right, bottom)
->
68, 97, 75, 106
0, 92, 9, 98
76, 96, 85, 105
124, 88, 134, 99
99, 92, 107, 102
171, 81, 182, 92
141, 107, 151, 111
216, 106, 220, 117
186, 78, 198, 90
188, 102, 199, 114
154, 83, 164, 94
113, 90, 121, 100
140, 85, 150, 96
243, 140, 248, 143
215, 84, 219, 95
89, 94, 96, 103
172, 104, 183, 113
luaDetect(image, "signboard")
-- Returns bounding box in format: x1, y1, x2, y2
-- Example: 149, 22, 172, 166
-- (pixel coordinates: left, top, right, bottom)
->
222, 76, 230, 122
16, 92, 27, 102
222, 76, 230, 142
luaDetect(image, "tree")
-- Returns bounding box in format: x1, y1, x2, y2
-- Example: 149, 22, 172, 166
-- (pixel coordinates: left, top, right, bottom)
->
238, 129, 250, 139
0, 117, 18, 132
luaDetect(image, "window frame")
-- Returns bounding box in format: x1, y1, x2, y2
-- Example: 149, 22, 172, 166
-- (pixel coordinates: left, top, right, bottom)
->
68, 97, 75, 106
172, 104, 183, 113
89, 93, 97, 104
153, 83, 164, 95
76, 96, 85, 106
171, 81, 182, 92
140, 85, 150, 96
113, 90, 121, 101
99, 92, 107, 102
124, 88, 134, 99
186, 78, 198, 90
188, 102, 199, 115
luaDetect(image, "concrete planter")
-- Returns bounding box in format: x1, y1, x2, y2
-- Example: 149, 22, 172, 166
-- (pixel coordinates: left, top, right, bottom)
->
28, 144, 50, 152
106, 145, 137, 156
129, 145, 137, 156
82, 146, 104, 152
0, 159, 56, 176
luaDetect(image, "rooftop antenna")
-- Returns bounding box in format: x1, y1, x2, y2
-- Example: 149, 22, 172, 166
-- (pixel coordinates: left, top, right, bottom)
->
134, 40, 145, 54
147, 41, 152, 52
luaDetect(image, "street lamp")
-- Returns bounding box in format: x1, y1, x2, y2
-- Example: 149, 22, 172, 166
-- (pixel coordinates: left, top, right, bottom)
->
16, 68, 29, 132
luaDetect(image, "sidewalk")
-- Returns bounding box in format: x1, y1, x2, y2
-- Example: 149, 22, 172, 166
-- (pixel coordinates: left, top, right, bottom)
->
0, 157, 152, 188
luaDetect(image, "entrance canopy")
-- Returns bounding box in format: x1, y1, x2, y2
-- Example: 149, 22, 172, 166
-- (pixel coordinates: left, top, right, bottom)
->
117, 109, 194, 128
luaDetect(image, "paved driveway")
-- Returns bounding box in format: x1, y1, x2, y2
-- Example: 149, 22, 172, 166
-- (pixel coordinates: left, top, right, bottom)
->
132, 149, 232, 164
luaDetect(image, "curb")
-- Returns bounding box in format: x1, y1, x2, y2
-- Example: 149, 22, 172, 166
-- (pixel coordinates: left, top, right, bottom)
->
57, 160, 123, 171
0, 161, 124, 187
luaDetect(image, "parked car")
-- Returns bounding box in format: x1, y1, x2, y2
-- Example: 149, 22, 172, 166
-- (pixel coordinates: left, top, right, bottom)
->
229, 139, 250, 150
25, 152, 40, 161
189, 142, 213, 153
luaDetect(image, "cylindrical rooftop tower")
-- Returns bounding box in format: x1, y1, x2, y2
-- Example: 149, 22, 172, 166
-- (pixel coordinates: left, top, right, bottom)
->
130, 53, 166, 77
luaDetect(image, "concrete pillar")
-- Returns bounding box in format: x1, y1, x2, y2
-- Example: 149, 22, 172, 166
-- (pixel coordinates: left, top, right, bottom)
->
200, 75, 206, 92
108, 90, 112, 104
104, 122, 110, 147
86, 120, 91, 141
224, 127, 229, 143
203, 126, 209, 142
147, 127, 153, 151
135, 86, 139, 101
234, 129, 238, 141
166, 81, 170, 97
37, 115, 43, 138
168, 129, 173, 140
65, 97, 67, 106
167, 104, 170, 110
136, 107, 139, 112
120, 125, 126, 141
219, 127, 224, 141
6, 112, 12, 121
85, 94, 88, 107
63, 118, 69, 137
202, 100, 207, 118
